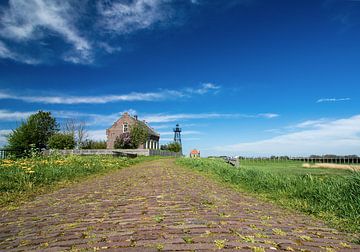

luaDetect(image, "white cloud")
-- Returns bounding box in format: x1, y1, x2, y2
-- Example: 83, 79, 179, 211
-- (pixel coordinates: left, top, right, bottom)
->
214, 114, 360, 156
87, 129, 106, 141
291, 119, 328, 129
317, 97, 351, 103
257, 113, 279, 119
185, 83, 221, 95
0, 0, 92, 64
0, 90, 183, 104
98, 42, 122, 54
0, 83, 220, 105
143, 112, 278, 123
0, 109, 34, 121
97, 0, 176, 35
0, 0, 209, 64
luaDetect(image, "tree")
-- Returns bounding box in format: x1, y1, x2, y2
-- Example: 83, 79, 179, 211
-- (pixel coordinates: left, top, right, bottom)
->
82, 140, 107, 149
7, 111, 59, 153
48, 133, 75, 149
63, 119, 88, 148
161, 142, 182, 152
130, 122, 148, 149
167, 142, 182, 153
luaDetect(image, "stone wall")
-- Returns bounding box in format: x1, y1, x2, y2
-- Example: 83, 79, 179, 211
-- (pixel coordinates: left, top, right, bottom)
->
43, 149, 181, 157
149, 149, 182, 157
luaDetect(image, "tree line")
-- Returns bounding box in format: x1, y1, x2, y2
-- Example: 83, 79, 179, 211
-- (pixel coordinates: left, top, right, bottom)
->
4, 111, 105, 155
4, 110, 182, 156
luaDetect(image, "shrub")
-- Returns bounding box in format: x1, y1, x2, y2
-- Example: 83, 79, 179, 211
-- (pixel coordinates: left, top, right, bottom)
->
114, 133, 132, 149
162, 142, 182, 152
48, 133, 75, 150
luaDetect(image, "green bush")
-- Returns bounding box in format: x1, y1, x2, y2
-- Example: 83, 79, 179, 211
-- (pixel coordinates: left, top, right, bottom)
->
81, 140, 107, 149
114, 132, 132, 149
161, 142, 182, 152
48, 133, 75, 149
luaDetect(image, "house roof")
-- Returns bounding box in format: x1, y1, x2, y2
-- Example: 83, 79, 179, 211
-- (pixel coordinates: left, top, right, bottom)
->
137, 119, 160, 137
110, 113, 160, 137
190, 149, 200, 154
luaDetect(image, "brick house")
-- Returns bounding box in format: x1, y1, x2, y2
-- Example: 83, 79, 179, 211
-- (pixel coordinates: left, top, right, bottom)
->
106, 112, 160, 149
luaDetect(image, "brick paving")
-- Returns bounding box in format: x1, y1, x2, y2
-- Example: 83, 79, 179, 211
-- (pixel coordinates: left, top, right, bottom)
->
1, 159, 359, 251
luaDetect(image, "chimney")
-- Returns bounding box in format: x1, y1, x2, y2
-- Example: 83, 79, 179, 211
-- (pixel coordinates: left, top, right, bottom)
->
134, 115, 138, 120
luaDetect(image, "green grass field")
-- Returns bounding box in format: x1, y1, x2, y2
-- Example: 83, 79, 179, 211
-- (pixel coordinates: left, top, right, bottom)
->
177, 158, 360, 234
0, 155, 157, 209
239, 159, 354, 176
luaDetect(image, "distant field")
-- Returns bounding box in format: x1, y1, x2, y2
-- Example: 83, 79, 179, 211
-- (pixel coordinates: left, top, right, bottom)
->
238, 160, 355, 176
177, 158, 360, 234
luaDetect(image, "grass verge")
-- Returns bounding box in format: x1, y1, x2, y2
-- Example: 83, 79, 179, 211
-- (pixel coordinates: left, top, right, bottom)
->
0, 155, 162, 210
176, 158, 360, 234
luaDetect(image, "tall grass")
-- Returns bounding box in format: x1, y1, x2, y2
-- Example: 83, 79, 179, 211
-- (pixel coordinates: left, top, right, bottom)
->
0, 155, 153, 208
177, 158, 360, 233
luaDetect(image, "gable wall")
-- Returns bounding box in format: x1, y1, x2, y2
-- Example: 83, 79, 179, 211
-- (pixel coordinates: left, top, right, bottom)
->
106, 114, 135, 149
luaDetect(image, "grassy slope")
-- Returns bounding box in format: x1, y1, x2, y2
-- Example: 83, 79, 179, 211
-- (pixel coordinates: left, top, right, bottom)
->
176, 158, 360, 234
0, 155, 162, 210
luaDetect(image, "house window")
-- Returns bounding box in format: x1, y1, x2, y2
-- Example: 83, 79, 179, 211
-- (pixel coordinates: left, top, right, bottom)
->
123, 123, 128, 133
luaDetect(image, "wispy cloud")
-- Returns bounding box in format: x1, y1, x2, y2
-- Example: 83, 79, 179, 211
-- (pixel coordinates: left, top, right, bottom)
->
291, 119, 328, 128
316, 97, 351, 103
214, 114, 360, 156
97, 0, 172, 34
0, 0, 92, 64
143, 112, 278, 123
0, 83, 220, 104
185, 83, 221, 95
0, 109, 34, 121
0, 90, 184, 104
0, 40, 40, 64
0, 0, 199, 64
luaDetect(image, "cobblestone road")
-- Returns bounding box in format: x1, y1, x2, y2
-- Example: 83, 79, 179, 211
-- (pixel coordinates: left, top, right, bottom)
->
1, 159, 359, 251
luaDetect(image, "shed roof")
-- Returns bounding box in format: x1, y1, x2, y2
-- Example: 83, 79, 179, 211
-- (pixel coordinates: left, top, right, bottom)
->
190, 149, 200, 154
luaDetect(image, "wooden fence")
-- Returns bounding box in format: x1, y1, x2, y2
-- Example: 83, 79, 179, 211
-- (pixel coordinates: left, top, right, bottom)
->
237, 157, 360, 164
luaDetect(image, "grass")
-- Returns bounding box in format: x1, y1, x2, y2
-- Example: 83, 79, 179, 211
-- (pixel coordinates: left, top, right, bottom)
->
238, 160, 354, 176
0, 154, 160, 209
176, 158, 360, 233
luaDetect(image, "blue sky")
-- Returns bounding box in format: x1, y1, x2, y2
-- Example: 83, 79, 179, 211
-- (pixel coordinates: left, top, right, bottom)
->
0, 0, 360, 156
